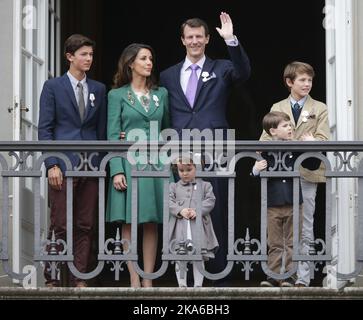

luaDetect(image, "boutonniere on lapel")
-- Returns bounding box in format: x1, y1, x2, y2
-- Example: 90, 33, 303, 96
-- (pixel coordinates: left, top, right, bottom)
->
301, 110, 316, 123
127, 90, 135, 105
89, 93, 95, 107
201, 71, 217, 82
153, 95, 159, 107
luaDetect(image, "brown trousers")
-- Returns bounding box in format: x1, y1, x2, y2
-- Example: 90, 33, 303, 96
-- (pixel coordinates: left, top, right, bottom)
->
44, 177, 98, 285
267, 205, 302, 274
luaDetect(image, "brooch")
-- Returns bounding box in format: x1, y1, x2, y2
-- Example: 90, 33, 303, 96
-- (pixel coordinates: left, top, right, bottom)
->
153, 95, 159, 107
127, 90, 135, 105
89, 93, 95, 107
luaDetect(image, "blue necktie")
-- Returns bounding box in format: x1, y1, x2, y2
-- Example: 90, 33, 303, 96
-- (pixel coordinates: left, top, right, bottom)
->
292, 102, 301, 124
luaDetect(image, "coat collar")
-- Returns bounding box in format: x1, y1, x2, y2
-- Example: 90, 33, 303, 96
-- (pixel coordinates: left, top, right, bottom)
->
61, 73, 78, 113
179, 179, 197, 186
174, 61, 191, 108
84, 78, 96, 121
193, 57, 215, 111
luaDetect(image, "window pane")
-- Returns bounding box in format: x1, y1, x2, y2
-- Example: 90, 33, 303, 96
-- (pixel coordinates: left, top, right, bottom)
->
32, 0, 39, 56
21, 0, 27, 48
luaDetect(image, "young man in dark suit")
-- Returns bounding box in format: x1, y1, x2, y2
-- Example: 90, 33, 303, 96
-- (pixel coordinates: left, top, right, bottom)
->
160, 12, 250, 283
38, 34, 107, 287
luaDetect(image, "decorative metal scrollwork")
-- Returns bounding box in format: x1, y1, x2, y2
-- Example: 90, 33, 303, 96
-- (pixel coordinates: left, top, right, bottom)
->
267, 151, 294, 171
234, 228, 262, 280
43, 230, 67, 256
104, 228, 130, 255
74, 152, 100, 171
104, 228, 131, 280
8, 151, 34, 170
334, 151, 358, 172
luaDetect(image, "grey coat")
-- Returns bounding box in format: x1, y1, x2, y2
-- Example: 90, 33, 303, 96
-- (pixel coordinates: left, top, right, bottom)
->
169, 179, 219, 259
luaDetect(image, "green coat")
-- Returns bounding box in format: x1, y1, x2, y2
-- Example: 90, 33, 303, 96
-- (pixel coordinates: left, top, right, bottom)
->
106, 84, 170, 224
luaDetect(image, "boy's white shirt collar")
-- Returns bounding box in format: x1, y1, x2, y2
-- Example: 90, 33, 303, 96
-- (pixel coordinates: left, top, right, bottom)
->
290, 95, 307, 108
67, 71, 87, 89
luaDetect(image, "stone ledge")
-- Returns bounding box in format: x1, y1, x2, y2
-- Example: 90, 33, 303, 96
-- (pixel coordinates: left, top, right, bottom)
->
1, 287, 363, 300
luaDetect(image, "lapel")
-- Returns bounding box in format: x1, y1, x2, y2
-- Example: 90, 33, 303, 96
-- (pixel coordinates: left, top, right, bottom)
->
174, 62, 191, 108
280, 97, 295, 125
84, 79, 95, 121
295, 95, 314, 129
194, 57, 215, 111
147, 90, 161, 118
60, 74, 79, 115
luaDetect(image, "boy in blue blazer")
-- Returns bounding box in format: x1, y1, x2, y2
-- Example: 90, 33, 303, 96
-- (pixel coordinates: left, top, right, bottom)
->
38, 34, 107, 287
253, 111, 320, 287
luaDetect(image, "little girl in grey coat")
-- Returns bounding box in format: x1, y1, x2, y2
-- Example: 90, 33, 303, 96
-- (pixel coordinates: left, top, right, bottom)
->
169, 158, 219, 287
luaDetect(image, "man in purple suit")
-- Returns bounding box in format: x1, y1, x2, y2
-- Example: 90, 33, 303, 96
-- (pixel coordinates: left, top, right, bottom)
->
38, 34, 107, 287
160, 12, 250, 284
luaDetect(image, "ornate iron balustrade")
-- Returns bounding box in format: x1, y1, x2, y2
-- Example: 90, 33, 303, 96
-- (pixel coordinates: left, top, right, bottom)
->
0, 141, 362, 284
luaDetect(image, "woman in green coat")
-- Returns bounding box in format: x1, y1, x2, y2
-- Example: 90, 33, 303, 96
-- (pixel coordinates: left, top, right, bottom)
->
106, 43, 169, 287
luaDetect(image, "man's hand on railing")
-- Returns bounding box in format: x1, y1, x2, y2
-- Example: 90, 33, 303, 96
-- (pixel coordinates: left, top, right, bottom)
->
113, 173, 127, 191
48, 165, 63, 190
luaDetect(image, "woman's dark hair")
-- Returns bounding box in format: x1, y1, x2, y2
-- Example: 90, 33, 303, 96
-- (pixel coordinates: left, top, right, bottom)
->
112, 43, 157, 89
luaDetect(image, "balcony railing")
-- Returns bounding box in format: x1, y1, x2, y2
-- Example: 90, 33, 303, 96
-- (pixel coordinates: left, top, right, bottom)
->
0, 140, 362, 286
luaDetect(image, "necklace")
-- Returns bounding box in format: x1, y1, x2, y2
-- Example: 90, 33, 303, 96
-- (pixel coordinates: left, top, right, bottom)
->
139, 95, 150, 108
132, 87, 151, 112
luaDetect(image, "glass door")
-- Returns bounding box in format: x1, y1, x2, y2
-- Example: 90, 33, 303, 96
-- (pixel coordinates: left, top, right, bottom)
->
12, 0, 60, 285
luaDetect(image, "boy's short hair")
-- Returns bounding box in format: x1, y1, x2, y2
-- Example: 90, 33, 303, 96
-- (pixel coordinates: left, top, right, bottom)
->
283, 61, 315, 90
63, 34, 95, 58
263, 111, 291, 136
180, 18, 210, 38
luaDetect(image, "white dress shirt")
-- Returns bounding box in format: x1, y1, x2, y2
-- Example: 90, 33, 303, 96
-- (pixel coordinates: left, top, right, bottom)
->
67, 71, 89, 108
180, 35, 239, 93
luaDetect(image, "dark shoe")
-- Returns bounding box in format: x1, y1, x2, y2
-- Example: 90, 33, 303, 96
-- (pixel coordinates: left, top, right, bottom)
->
281, 277, 295, 287
260, 278, 281, 287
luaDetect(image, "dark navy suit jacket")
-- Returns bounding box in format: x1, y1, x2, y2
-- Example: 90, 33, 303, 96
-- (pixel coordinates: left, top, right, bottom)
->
159, 44, 250, 134
38, 73, 107, 172
259, 152, 321, 208
160, 44, 250, 274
